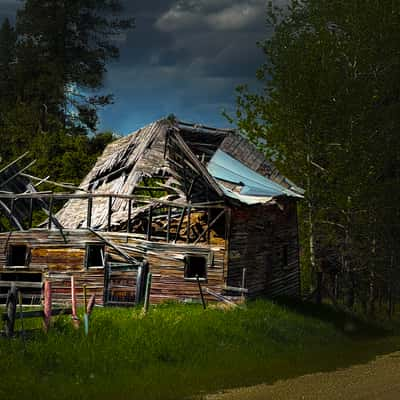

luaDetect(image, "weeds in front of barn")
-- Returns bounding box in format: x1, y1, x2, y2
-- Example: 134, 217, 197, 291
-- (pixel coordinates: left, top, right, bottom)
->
0, 300, 398, 400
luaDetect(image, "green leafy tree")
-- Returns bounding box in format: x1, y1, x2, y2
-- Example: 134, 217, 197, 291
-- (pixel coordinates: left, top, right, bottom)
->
232, 0, 400, 312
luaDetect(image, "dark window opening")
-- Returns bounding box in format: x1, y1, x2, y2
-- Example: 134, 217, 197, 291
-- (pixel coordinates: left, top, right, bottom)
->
86, 245, 105, 268
7, 245, 28, 267
184, 255, 207, 280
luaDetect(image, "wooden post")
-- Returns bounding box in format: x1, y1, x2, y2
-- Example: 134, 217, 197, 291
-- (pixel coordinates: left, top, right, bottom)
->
147, 206, 153, 241
135, 265, 144, 305
87, 197, 93, 228
207, 209, 211, 244
143, 272, 152, 314
127, 199, 132, 233
18, 290, 26, 348
107, 196, 113, 231
47, 195, 53, 229
71, 276, 79, 328
174, 207, 186, 242
241, 268, 247, 302
196, 275, 206, 310
5, 283, 17, 338
43, 280, 52, 333
83, 284, 89, 336
166, 206, 171, 242
87, 294, 96, 316
186, 206, 191, 243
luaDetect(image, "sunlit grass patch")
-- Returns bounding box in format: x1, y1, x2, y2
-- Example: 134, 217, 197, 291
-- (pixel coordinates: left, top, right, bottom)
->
0, 300, 398, 400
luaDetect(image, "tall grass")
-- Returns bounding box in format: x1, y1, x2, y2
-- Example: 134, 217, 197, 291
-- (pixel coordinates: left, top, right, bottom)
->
0, 300, 398, 400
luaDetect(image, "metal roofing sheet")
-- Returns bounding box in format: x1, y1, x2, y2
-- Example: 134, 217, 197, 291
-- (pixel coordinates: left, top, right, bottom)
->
207, 149, 303, 204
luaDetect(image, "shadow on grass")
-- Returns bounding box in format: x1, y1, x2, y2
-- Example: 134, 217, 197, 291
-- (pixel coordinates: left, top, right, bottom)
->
271, 296, 393, 338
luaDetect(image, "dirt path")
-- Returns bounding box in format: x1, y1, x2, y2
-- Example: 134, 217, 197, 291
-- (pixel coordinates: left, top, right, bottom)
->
208, 351, 400, 400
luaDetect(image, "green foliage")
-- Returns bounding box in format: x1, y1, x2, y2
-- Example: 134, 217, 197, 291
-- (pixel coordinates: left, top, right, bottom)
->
0, 0, 127, 184
1, 300, 396, 400
232, 0, 400, 309
14, 0, 134, 133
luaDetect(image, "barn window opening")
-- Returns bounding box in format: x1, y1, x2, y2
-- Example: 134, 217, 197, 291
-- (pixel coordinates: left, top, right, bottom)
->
86, 244, 105, 268
7, 245, 28, 267
184, 255, 207, 280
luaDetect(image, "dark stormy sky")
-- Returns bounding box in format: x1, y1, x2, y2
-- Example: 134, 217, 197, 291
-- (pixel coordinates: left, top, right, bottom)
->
0, 1, 284, 134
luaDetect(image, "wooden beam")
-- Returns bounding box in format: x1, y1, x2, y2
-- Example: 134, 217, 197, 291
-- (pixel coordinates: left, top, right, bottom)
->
0, 152, 29, 176
194, 209, 225, 244
87, 197, 93, 229
174, 207, 186, 243
21, 173, 88, 192
88, 228, 140, 265
170, 132, 224, 197
47, 195, 53, 229
187, 206, 191, 243
0, 192, 225, 208
205, 288, 238, 307
147, 206, 153, 241
9, 198, 15, 229
127, 199, 132, 233
0, 200, 23, 230
0, 160, 36, 189
107, 196, 112, 231
166, 206, 171, 242
0, 281, 43, 289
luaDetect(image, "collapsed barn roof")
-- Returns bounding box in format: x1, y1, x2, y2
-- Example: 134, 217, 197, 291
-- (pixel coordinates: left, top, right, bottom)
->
56, 118, 303, 230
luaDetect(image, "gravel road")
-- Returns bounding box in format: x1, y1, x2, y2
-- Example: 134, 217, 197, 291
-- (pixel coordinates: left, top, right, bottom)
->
208, 351, 400, 400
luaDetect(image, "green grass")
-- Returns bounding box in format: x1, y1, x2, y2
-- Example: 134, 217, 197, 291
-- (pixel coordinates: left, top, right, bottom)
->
1, 300, 399, 400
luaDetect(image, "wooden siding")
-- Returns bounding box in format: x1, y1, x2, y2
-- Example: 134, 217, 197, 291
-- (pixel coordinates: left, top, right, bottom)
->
227, 200, 300, 298
0, 229, 227, 305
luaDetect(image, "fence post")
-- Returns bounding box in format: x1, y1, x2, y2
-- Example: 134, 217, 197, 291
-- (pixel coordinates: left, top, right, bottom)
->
43, 280, 52, 333
83, 284, 89, 336
143, 273, 152, 314
5, 283, 17, 338
241, 268, 247, 302
71, 276, 79, 328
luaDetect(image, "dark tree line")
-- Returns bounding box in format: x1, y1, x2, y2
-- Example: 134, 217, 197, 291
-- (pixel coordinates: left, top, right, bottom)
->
232, 0, 400, 316
0, 0, 134, 183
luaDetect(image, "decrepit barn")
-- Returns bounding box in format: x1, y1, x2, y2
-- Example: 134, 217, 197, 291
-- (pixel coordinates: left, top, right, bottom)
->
0, 118, 303, 306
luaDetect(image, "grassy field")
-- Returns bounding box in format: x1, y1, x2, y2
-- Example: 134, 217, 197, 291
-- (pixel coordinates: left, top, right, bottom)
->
0, 300, 399, 400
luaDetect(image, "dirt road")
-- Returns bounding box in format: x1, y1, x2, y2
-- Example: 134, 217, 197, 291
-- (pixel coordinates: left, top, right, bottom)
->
208, 351, 400, 400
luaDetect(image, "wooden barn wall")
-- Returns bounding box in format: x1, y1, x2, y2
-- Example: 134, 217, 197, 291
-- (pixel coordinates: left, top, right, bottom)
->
101, 233, 226, 304
0, 229, 226, 305
227, 200, 300, 298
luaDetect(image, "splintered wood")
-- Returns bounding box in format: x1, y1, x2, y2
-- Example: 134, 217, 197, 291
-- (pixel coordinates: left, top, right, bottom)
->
0, 119, 302, 306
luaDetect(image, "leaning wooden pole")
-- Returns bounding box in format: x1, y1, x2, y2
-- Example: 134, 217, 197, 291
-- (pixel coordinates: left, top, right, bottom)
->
83, 284, 89, 336
196, 275, 206, 310
143, 273, 153, 314
71, 276, 79, 328
43, 280, 52, 333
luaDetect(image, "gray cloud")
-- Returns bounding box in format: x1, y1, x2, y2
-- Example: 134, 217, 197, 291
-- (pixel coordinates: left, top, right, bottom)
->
155, 0, 268, 32
0, 0, 287, 133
